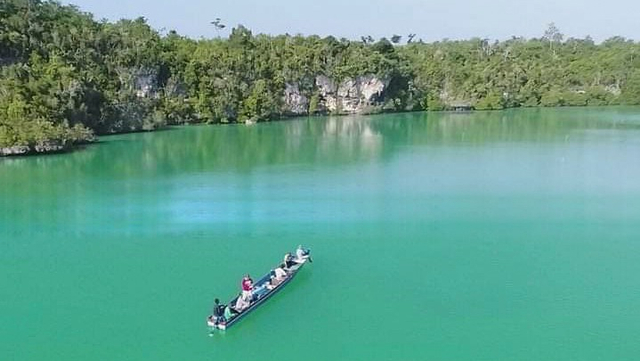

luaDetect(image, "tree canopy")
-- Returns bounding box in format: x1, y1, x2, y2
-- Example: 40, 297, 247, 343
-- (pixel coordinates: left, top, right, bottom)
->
1, 1, 639, 152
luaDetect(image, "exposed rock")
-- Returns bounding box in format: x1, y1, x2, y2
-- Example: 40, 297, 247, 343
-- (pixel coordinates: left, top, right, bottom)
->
315, 75, 337, 113
283, 83, 309, 115
315, 75, 389, 114
316, 75, 337, 94
134, 69, 159, 98
359, 76, 389, 103
117, 67, 159, 98
34, 140, 66, 153
164, 76, 187, 97
605, 84, 621, 96
0, 145, 30, 157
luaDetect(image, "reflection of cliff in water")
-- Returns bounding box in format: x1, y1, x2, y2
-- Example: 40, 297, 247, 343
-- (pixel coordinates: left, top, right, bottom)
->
3, 106, 640, 230
3, 107, 640, 182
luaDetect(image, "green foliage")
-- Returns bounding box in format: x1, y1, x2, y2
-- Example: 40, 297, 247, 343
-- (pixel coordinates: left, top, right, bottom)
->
308, 93, 320, 115
423, 94, 445, 111
585, 87, 614, 106
1, 1, 640, 153
620, 70, 640, 105
240, 79, 279, 121
475, 92, 504, 110
562, 91, 588, 106
540, 89, 564, 107
401, 33, 640, 111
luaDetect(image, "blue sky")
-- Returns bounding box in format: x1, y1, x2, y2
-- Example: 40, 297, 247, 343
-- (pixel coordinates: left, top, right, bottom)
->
63, 0, 639, 42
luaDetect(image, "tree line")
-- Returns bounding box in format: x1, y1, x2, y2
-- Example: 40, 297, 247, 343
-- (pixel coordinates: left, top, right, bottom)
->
1, 0, 639, 151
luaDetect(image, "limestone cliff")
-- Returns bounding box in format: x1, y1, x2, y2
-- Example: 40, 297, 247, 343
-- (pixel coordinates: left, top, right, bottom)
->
117, 67, 160, 99
283, 75, 390, 115
316, 75, 389, 114
283, 83, 309, 115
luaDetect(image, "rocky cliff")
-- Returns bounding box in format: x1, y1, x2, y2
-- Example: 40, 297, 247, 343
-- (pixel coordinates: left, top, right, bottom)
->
117, 67, 160, 99
283, 83, 309, 115
284, 75, 390, 116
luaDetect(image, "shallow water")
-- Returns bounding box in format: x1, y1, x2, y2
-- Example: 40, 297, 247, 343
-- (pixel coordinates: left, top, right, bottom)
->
2, 107, 640, 360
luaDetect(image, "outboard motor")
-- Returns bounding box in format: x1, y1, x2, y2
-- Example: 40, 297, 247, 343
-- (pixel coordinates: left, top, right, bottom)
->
207, 314, 227, 330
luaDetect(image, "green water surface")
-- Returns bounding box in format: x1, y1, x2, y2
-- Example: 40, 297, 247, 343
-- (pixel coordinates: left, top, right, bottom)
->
2, 108, 640, 360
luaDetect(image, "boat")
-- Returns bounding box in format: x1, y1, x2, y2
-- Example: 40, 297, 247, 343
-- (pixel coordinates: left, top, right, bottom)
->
207, 247, 312, 332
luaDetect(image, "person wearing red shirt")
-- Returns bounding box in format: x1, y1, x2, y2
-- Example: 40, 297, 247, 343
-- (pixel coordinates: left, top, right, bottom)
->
241, 274, 253, 301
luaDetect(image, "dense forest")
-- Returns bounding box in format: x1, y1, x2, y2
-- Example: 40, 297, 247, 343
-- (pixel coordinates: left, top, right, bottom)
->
1, 0, 640, 154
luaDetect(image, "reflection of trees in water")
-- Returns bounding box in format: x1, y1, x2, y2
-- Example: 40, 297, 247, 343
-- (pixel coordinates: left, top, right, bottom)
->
3, 107, 640, 185
2, 107, 640, 230
370, 107, 640, 146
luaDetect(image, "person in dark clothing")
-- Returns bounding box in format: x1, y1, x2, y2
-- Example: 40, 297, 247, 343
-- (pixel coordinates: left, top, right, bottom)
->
213, 298, 226, 322
284, 253, 296, 268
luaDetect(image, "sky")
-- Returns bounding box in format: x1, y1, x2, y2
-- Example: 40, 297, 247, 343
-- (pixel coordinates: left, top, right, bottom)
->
62, 0, 640, 42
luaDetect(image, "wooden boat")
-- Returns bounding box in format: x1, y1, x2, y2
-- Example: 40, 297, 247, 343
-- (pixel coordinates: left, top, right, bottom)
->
207, 247, 312, 332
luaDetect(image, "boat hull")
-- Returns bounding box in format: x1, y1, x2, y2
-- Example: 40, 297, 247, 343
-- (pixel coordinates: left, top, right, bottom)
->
208, 249, 311, 332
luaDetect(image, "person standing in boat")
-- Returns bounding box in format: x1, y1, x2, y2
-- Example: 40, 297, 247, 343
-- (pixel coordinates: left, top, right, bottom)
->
241, 274, 253, 300
212, 298, 226, 323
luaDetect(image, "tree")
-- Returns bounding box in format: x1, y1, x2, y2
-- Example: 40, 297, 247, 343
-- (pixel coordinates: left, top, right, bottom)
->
210, 18, 226, 38
372, 38, 394, 54
475, 92, 504, 110
543, 22, 563, 54
540, 88, 563, 107
361, 35, 374, 45
620, 70, 640, 105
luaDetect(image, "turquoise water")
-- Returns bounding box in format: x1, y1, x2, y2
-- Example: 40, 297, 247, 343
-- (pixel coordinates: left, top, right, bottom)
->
2, 108, 640, 360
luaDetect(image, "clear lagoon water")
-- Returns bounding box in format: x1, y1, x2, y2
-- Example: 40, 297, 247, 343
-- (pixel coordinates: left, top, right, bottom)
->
2, 107, 640, 360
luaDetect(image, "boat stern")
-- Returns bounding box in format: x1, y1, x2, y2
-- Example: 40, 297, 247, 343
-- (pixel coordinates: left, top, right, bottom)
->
207, 315, 227, 331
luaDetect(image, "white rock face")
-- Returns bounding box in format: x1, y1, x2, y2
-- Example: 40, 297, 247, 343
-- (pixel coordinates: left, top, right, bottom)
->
117, 67, 159, 98
283, 83, 309, 115
134, 70, 158, 98
0, 145, 30, 156
359, 76, 387, 101
315, 75, 389, 114
316, 76, 337, 94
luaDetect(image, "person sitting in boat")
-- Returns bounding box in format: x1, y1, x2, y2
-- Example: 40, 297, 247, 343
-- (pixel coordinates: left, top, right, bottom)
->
284, 253, 297, 269
267, 265, 288, 289
274, 264, 287, 279
224, 304, 238, 319
241, 274, 253, 300
252, 282, 269, 300
234, 293, 251, 312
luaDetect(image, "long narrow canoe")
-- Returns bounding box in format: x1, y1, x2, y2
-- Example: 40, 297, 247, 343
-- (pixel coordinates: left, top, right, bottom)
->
207, 248, 312, 332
